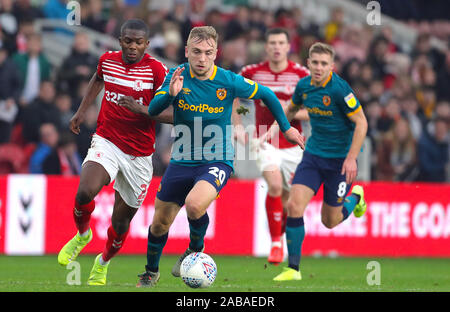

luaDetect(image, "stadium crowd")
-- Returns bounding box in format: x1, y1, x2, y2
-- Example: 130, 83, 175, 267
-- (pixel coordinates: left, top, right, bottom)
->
0, 0, 448, 182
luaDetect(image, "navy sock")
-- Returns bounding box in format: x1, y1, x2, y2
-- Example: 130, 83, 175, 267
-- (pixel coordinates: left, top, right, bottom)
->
146, 226, 168, 273
188, 213, 209, 251
285, 217, 305, 271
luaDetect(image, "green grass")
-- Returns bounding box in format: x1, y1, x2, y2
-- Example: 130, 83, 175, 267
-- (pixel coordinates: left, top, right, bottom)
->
0, 255, 449, 292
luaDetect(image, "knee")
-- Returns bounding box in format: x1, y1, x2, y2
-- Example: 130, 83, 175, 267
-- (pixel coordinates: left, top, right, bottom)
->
286, 199, 303, 217
111, 219, 130, 235
151, 213, 174, 236
321, 216, 339, 229
75, 187, 96, 205
185, 198, 205, 220
267, 183, 283, 197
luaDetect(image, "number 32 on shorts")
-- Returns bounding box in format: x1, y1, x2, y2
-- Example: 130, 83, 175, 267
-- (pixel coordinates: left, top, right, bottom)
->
209, 167, 226, 186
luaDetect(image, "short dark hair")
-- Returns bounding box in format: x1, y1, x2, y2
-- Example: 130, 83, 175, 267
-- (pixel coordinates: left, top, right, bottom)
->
120, 19, 150, 38
264, 28, 290, 42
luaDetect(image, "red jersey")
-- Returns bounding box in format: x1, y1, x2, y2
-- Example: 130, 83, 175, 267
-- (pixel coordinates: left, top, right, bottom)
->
95, 51, 168, 156
240, 60, 309, 149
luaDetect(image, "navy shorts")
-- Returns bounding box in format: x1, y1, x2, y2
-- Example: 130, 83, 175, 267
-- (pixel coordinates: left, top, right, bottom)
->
156, 162, 233, 207
292, 151, 352, 207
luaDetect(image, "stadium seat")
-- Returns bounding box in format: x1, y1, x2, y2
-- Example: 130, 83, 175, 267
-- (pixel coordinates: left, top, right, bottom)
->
0, 143, 27, 174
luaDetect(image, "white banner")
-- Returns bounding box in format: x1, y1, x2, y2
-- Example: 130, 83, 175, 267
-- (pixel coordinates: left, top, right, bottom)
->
5, 175, 47, 255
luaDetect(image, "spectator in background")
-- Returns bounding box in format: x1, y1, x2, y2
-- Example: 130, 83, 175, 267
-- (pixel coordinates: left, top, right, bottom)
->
340, 58, 361, 86
434, 101, 450, 122
29, 122, 59, 173
415, 85, 437, 121
436, 50, 450, 102
323, 7, 344, 44
366, 35, 390, 81
333, 24, 366, 64
55, 92, 74, 129
378, 96, 402, 133
42, 131, 82, 176
14, 19, 34, 54
376, 118, 418, 181
82, 0, 107, 33
0, 46, 21, 143
12, 0, 43, 24
56, 32, 97, 98
224, 5, 250, 41
21, 80, 61, 143
417, 117, 449, 182
401, 95, 424, 140
248, 7, 267, 41
411, 32, 445, 73
0, 0, 18, 39
13, 33, 51, 106
43, 0, 70, 20
70, 78, 89, 112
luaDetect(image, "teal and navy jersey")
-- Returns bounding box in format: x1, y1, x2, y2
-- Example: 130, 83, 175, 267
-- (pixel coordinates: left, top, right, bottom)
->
149, 63, 291, 168
291, 72, 361, 158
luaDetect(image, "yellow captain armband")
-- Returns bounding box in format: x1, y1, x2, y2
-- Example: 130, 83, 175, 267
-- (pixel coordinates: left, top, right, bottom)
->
248, 82, 259, 99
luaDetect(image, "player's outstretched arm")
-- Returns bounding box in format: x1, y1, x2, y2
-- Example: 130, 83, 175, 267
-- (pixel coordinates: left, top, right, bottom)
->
118, 96, 174, 124
341, 108, 368, 184
254, 85, 305, 149
70, 72, 104, 134
145, 66, 185, 117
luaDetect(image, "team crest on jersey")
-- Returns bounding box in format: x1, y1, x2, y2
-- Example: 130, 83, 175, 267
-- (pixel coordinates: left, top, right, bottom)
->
216, 88, 227, 101
133, 80, 144, 91
344, 93, 357, 108
322, 95, 331, 106
302, 93, 307, 100
182, 88, 192, 95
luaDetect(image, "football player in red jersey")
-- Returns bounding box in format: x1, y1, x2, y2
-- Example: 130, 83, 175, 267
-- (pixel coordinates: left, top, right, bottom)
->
233, 28, 310, 265
57, 19, 172, 285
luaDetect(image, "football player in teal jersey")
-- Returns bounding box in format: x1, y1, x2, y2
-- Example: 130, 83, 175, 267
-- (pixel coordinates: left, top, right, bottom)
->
270, 42, 368, 281
119, 26, 304, 287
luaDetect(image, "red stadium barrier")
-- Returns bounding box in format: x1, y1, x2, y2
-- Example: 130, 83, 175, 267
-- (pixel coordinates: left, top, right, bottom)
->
0, 175, 449, 257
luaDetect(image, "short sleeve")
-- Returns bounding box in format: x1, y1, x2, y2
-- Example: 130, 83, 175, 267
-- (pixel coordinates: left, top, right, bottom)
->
96, 53, 108, 79
336, 80, 361, 117
233, 74, 259, 99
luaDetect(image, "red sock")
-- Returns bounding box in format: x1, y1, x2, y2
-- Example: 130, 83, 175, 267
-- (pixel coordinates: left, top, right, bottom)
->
102, 225, 129, 262
265, 194, 283, 243
73, 200, 95, 234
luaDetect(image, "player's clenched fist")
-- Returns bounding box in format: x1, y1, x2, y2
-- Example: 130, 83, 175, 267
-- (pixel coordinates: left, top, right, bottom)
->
69, 112, 83, 135
169, 66, 185, 96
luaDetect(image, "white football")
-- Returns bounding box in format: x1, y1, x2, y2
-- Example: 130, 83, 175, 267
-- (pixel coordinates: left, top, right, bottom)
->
180, 252, 217, 288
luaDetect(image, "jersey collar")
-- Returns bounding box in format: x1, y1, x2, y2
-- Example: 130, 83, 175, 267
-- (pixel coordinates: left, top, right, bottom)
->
189, 64, 218, 81
310, 71, 333, 87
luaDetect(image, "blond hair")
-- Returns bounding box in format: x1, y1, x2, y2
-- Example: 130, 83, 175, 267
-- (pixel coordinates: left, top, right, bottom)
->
187, 26, 218, 46
309, 42, 335, 60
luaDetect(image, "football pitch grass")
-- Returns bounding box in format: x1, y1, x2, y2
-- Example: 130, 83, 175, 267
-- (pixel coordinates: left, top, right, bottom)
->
0, 255, 449, 292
